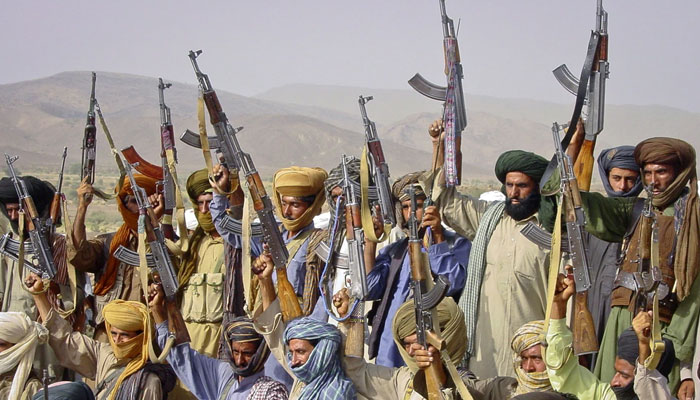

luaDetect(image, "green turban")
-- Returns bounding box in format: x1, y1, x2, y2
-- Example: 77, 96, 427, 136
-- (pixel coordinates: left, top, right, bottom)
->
494, 150, 548, 184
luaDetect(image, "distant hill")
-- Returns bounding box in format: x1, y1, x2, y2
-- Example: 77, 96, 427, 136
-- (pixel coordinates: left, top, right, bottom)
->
2, 73, 698, 183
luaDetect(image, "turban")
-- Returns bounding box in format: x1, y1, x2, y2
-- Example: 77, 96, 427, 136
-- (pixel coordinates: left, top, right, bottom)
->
272, 167, 327, 232
616, 327, 674, 379
494, 150, 549, 185
391, 171, 426, 228
510, 320, 551, 394
324, 157, 362, 207
94, 174, 158, 296
0, 176, 55, 231
32, 382, 94, 400
634, 137, 699, 301
283, 317, 355, 400
597, 146, 643, 197
103, 300, 151, 400
392, 297, 467, 373
0, 312, 48, 400
223, 317, 270, 377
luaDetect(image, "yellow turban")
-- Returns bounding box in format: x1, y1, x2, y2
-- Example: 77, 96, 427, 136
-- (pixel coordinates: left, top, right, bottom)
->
510, 320, 551, 394
102, 300, 151, 400
272, 166, 328, 232
391, 297, 467, 373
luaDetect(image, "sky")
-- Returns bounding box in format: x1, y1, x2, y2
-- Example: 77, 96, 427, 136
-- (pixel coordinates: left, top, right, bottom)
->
3, 1, 699, 113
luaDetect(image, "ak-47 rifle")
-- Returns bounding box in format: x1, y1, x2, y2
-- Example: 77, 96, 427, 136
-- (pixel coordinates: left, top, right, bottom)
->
358, 96, 394, 227
48, 147, 68, 234
188, 49, 301, 321
552, 122, 598, 355
552, 0, 608, 190
42, 368, 49, 400
122, 78, 178, 239
408, 0, 466, 186
122, 158, 189, 344
406, 184, 450, 400
81, 72, 97, 188
630, 184, 666, 368
3, 154, 56, 280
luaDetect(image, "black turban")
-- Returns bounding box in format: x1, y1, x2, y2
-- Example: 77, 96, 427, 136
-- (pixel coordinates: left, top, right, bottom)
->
617, 327, 675, 379
494, 150, 549, 184
0, 176, 55, 221
597, 146, 642, 197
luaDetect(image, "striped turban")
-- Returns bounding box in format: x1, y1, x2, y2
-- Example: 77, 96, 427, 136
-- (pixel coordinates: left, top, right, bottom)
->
597, 146, 642, 197
391, 171, 426, 228
510, 320, 551, 394
0, 312, 48, 400
223, 317, 270, 377
283, 317, 355, 400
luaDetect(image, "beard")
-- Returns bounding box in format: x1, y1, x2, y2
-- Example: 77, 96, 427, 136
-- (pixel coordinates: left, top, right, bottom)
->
505, 190, 541, 221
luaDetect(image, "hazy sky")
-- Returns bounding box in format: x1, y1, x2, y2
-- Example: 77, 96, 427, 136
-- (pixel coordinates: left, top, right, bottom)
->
3, 1, 699, 112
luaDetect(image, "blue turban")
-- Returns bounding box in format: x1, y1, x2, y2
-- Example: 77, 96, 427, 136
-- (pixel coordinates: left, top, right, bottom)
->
283, 317, 355, 400
597, 146, 642, 197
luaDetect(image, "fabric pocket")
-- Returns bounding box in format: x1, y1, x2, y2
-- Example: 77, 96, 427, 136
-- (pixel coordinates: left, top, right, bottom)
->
183, 274, 206, 322
204, 273, 224, 323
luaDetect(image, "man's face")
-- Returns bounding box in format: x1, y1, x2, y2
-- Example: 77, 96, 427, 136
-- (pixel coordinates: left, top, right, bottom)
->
4, 203, 20, 222
197, 193, 213, 214
504, 172, 540, 221
519, 344, 545, 373
643, 163, 676, 195
608, 168, 639, 194
401, 197, 425, 226
110, 326, 142, 345
0, 338, 15, 353
610, 357, 635, 388
281, 196, 311, 221
288, 338, 315, 368
230, 340, 258, 368
122, 194, 139, 214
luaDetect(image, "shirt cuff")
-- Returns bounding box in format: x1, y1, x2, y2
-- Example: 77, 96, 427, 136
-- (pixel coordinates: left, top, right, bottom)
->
680, 361, 692, 381
253, 299, 283, 336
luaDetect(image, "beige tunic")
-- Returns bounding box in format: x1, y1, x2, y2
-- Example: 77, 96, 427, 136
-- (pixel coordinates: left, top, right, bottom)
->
423, 174, 550, 379
181, 234, 225, 359
44, 308, 162, 400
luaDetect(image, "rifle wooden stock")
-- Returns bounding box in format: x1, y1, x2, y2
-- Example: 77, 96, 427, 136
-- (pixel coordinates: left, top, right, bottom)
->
49, 193, 61, 226
573, 138, 596, 191
343, 303, 365, 358
165, 297, 191, 344
275, 267, 302, 322
425, 353, 448, 400
121, 146, 164, 180
573, 291, 599, 354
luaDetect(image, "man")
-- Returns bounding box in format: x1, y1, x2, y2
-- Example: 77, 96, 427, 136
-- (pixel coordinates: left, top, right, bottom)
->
510, 321, 553, 396
579, 138, 699, 396
27, 274, 176, 400
365, 173, 469, 368
210, 165, 328, 318
0, 176, 81, 382
0, 312, 45, 400
420, 121, 554, 378
70, 175, 163, 342
148, 282, 288, 400
252, 251, 355, 399
545, 272, 676, 399
178, 169, 227, 359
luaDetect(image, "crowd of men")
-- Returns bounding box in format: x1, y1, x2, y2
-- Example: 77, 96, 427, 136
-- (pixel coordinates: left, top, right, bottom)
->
0, 110, 698, 400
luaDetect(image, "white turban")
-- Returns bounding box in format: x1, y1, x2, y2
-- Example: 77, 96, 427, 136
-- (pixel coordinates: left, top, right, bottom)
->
0, 312, 48, 400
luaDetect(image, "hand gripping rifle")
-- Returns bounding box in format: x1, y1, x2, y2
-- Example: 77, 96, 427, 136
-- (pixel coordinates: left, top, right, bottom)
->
408, 0, 466, 186
552, 122, 598, 355
406, 184, 450, 399
553, 0, 608, 190
631, 184, 665, 369
81, 72, 97, 187
358, 96, 394, 228
3, 154, 57, 280
188, 49, 301, 321
122, 159, 189, 346
122, 78, 178, 239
